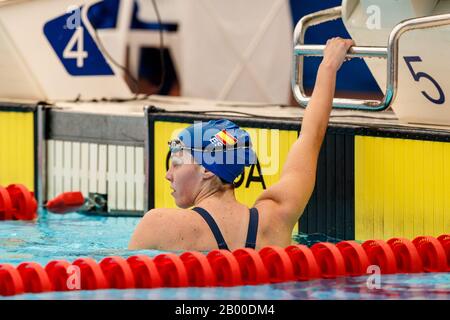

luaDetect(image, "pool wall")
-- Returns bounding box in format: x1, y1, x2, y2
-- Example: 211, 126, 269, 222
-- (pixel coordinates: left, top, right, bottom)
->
0, 103, 37, 194
355, 136, 450, 240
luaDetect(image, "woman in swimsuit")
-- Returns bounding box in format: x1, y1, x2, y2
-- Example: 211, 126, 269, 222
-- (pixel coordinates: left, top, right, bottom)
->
129, 37, 355, 251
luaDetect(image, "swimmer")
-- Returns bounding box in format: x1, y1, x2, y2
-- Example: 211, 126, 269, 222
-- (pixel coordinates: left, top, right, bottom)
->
129, 37, 355, 251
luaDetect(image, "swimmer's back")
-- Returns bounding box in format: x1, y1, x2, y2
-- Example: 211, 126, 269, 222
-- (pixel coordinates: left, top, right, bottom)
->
128, 201, 292, 251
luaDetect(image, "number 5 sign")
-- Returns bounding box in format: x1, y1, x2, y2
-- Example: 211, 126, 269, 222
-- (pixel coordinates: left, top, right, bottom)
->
43, 5, 114, 76
403, 56, 445, 105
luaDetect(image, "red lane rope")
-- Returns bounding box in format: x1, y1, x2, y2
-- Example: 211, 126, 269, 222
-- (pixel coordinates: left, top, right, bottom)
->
259, 246, 295, 283
153, 253, 188, 287
336, 241, 370, 276
16, 262, 51, 293
180, 251, 215, 287
0, 184, 37, 221
206, 250, 242, 287
45, 260, 72, 291
0, 187, 14, 220
362, 240, 397, 274
387, 238, 423, 273
72, 258, 108, 290
127, 255, 162, 288
310, 242, 346, 278
99, 256, 135, 289
1, 234, 448, 297
0, 264, 24, 296
412, 236, 447, 273
437, 235, 450, 271
233, 248, 269, 285
6, 184, 37, 221
285, 245, 321, 281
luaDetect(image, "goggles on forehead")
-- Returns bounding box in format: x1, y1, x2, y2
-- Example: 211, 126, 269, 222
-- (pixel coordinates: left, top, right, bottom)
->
168, 138, 251, 154
168, 139, 202, 153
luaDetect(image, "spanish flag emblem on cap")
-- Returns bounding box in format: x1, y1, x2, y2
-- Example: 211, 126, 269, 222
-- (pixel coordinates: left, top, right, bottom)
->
215, 129, 237, 146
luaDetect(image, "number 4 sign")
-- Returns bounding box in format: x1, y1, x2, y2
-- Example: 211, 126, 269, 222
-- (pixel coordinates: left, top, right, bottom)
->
44, 6, 114, 76
63, 27, 88, 68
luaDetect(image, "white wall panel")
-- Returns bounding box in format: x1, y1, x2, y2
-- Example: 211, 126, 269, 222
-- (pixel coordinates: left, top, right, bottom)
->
47, 140, 145, 213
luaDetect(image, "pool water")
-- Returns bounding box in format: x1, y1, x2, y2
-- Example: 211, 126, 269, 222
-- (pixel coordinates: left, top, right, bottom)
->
1, 210, 449, 300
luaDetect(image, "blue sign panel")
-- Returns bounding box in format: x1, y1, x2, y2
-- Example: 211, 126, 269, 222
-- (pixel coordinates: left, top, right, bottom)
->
44, 7, 114, 76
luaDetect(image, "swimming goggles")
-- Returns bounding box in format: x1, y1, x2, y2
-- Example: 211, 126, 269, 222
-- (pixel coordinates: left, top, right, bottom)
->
168, 139, 202, 153
168, 138, 251, 153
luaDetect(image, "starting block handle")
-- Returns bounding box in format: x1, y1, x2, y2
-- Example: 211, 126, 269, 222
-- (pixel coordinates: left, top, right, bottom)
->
294, 45, 387, 59
292, 6, 450, 112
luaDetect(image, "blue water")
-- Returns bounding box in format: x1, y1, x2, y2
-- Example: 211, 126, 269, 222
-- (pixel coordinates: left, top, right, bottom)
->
1, 210, 449, 300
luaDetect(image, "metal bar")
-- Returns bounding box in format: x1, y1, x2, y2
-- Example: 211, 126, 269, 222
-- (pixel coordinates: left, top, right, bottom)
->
143, 106, 151, 213
292, 6, 390, 111
292, 6, 450, 112
294, 45, 387, 58
292, 7, 341, 109
293, 6, 342, 43
35, 104, 46, 207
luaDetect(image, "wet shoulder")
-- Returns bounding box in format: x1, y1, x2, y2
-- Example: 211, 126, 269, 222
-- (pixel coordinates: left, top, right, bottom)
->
139, 208, 209, 250
144, 208, 208, 230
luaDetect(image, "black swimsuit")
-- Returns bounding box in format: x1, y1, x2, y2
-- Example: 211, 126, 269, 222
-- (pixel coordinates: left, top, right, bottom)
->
191, 207, 259, 250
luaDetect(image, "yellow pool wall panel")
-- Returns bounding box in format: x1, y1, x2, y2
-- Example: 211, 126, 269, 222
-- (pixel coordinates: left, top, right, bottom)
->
355, 136, 450, 241
0, 110, 35, 191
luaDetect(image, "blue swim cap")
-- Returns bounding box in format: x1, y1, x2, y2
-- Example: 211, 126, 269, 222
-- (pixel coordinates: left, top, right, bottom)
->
177, 119, 256, 183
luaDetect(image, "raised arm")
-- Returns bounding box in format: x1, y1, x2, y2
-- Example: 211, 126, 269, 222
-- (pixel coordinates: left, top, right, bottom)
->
255, 38, 355, 225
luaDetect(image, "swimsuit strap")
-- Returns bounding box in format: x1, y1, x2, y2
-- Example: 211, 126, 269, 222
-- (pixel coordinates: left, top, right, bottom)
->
192, 207, 259, 250
192, 207, 230, 250
245, 207, 259, 249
